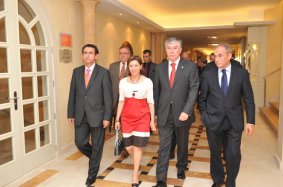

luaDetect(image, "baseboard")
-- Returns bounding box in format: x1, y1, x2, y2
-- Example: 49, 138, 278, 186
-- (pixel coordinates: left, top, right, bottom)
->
275, 154, 283, 171
58, 143, 76, 156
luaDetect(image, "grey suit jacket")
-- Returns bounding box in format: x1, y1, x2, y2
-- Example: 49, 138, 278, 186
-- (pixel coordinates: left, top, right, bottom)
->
154, 58, 199, 127
109, 61, 129, 108
198, 62, 255, 132
67, 64, 113, 127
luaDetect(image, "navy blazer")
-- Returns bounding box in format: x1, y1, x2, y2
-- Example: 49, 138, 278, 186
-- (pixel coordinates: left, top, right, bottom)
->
198, 62, 255, 132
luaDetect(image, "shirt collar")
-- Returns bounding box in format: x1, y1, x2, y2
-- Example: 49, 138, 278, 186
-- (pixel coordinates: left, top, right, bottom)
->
218, 63, 231, 73
169, 57, 180, 66
85, 63, 95, 72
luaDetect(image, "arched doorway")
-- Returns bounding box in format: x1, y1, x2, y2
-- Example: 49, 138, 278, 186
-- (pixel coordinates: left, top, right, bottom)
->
0, 0, 56, 185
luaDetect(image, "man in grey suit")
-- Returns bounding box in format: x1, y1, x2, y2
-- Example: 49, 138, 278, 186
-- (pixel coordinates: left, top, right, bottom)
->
153, 37, 199, 187
67, 44, 112, 187
198, 44, 255, 187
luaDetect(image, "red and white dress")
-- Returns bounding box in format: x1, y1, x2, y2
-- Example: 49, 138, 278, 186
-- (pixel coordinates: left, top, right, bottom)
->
119, 77, 154, 147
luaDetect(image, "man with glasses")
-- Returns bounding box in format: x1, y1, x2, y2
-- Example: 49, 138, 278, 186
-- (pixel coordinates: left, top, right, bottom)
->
67, 44, 112, 186
153, 37, 199, 187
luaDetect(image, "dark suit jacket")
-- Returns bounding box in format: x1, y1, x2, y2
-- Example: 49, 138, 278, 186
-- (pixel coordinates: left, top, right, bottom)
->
198, 62, 255, 132
154, 58, 199, 127
67, 64, 112, 127
109, 61, 129, 108
143, 61, 156, 84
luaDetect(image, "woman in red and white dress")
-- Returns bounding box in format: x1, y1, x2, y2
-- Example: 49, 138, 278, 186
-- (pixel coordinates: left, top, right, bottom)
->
115, 55, 156, 187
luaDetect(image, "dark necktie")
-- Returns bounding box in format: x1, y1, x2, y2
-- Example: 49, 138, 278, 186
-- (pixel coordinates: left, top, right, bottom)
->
169, 63, 176, 88
221, 69, 228, 96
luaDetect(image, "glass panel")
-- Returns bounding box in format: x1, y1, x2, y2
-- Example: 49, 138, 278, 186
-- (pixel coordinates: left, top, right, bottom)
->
37, 76, 48, 97
36, 50, 47, 71
38, 100, 49, 122
18, 0, 35, 23
40, 125, 50, 147
0, 18, 6, 42
0, 0, 4, 11
19, 22, 30, 44
0, 78, 9, 104
0, 48, 8, 73
0, 138, 13, 165
0, 108, 11, 135
23, 103, 34, 127
32, 22, 45, 46
24, 129, 36, 153
22, 77, 33, 99
20, 49, 32, 72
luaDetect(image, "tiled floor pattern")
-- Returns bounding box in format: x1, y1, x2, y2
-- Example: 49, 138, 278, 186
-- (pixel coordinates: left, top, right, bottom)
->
6, 112, 283, 187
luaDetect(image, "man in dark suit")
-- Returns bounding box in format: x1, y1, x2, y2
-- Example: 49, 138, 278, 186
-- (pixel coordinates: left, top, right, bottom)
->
153, 37, 199, 187
67, 44, 112, 187
198, 44, 255, 187
142, 49, 156, 83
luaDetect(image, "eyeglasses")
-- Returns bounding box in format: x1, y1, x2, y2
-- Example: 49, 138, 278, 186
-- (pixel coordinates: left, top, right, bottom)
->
83, 52, 95, 55
119, 52, 130, 55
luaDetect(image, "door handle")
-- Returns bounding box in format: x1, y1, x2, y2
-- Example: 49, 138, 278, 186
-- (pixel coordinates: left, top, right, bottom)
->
1, 91, 18, 110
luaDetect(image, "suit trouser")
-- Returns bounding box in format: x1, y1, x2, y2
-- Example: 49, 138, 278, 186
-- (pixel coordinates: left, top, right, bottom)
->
156, 107, 190, 182
75, 113, 105, 179
206, 117, 242, 187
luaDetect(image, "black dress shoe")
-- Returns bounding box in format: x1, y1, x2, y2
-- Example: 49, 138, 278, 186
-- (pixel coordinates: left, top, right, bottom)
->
177, 170, 185, 179
169, 152, 175, 160
85, 176, 96, 186
152, 181, 167, 187
211, 182, 224, 187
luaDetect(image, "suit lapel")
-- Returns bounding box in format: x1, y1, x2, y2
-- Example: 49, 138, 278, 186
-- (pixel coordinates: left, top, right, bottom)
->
79, 66, 86, 91
162, 60, 170, 88
226, 64, 236, 98
86, 64, 99, 91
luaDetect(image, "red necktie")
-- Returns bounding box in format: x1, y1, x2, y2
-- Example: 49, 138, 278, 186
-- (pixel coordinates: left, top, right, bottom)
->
85, 68, 90, 87
169, 63, 176, 88
119, 62, 125, 80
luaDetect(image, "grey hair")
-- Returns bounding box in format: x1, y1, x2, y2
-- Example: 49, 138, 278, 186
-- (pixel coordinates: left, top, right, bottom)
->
165, 37, 183, 47
216, 43, 232, 54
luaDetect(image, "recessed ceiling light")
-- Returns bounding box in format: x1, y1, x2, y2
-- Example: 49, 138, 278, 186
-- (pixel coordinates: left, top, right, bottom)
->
207, 36, 217, 39
208, 43, 219, 46
119, 13, 122, 16
137, 21, 140, 24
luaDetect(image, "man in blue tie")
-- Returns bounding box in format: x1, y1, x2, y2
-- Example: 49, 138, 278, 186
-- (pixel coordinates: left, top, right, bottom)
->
198, 44, 255, 187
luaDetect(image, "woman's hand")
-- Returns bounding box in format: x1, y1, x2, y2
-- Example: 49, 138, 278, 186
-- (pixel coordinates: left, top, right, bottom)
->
150, 121, 157, 132
115, 121, 120, 130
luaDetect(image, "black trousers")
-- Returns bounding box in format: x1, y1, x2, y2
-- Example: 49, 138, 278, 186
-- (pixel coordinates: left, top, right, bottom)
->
75, 113, 105, 179
206, 117, 242, 187
156, 107, 190, 182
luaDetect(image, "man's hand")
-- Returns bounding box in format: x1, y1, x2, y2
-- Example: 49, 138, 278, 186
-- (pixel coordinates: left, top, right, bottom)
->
179, 112, 189, 121
68, 118, 74, 125
245, 123, 254, 136
103, 120, 110, 128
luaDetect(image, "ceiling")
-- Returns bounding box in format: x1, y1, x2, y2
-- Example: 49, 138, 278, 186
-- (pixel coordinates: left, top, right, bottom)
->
96, 0, 280, 52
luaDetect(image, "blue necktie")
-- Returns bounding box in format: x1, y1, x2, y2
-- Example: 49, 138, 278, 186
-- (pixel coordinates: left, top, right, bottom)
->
221, 69, 228, 96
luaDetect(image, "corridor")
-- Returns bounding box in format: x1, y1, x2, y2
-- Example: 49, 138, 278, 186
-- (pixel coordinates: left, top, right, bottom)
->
5, 112, 283, 187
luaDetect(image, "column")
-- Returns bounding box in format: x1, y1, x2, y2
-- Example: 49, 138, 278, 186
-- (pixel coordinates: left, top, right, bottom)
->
153, 32, 163, 64
80, 0, 100, 44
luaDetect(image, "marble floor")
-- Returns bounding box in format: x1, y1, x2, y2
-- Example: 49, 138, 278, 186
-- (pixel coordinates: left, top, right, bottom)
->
5, 112, 283, 187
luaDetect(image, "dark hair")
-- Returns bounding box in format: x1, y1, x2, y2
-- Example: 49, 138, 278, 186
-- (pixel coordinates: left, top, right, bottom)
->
119, 41, 133, 55
127, 55, 144, 76
143, 49, 151, 55
82, 44, 99, 54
